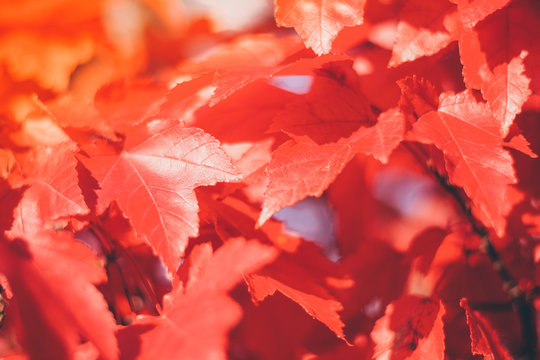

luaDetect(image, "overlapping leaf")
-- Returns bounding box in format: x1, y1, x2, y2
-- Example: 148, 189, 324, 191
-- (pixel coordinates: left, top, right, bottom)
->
408, 90, 517, 235
390, 0, 460, 67
245, 242, 349, 341
271, 60, 375, 144
455, 0, 512, 29
9, 142, 88, 236
259, 61, 405, 225
0, 232, 116, 360
371, 295, 445, 360
117, 238, 277, 360
460, 298, 513, 359
257, 138, 353, 226
259, 107, 404, 226
81, 122, 240, 273
458, 0, 539, 136
274, 0, 367, 55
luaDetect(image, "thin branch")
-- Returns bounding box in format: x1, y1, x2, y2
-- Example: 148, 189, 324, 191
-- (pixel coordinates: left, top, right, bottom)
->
403, 142, 537, 359
0, 285, 4, 329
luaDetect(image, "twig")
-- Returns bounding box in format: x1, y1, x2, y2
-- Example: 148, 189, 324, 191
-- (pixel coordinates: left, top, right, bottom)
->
403, 142, 537, 359
0, 285, 5, 328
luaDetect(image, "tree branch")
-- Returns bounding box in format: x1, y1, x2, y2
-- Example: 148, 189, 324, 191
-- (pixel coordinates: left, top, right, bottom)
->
403, 142, 537, 359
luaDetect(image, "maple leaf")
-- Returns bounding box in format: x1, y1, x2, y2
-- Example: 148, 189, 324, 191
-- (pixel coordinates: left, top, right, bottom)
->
274, 0, 367, 55
210, 52, 352, 109
0, 232, 116, 360
117, 238, 277, 360
50, 79, 172, 139
179, 33, 303, 75
459, 0, 540, 90
175, 33, 305, 106
371, 295, 445, 360
1, 0, 538, 358
258, 138, 353, 226
271, 60, 376, 144
408, 89, 517, 236
458, 0, 539, 136
245, 241, 349, 341
355, 44, 465, 112
156, 72, 215, 121
398, 76, 440, 119
259, 107, 404, 226
459, 30, 531, 136
257, 62, 405, 225
197, 189, 303, 253
93, 79, 169, 129
455, 0, 512, 29
460, 298, 513, 359
351, 107, 406, 164
194, 81, 299, 143
481, 52, 531, 136
9, 142, 88, 236
81, 121, 240, 273
390, 0, 461, 67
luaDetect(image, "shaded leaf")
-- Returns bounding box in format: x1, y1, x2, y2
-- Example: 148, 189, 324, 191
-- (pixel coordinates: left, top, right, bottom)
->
371, 295, 445, 360
390, 0, 460, 67
398, 76, 439, 119
460, 298, 513, 359
117, 238, 277, 360
245, 242, 349, 341
271, 60, 375, 144
194, 81, 299, 143
0, 180, 26, 233
0, 233, 116, 360
456, 0, 512, 29
504, 134, 537, 158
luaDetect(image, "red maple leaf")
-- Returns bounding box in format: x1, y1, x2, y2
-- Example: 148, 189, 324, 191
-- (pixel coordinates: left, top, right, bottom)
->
0, 232, 116, 360
81, 121, 240, 273
371, 295, 445, 360
460, 298, 513, 359
274, 0, 367, 55
8, 142, 88, 236
117, 238, 277, 359
390, 0, 460, 67
271, 60, 376, 144
455, 0, 512, 29
259, 106, 404, 225
458, 0, 539, 136
408, 89, 517, 235
245, 241, 350, 341
194, 81, 298, 144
